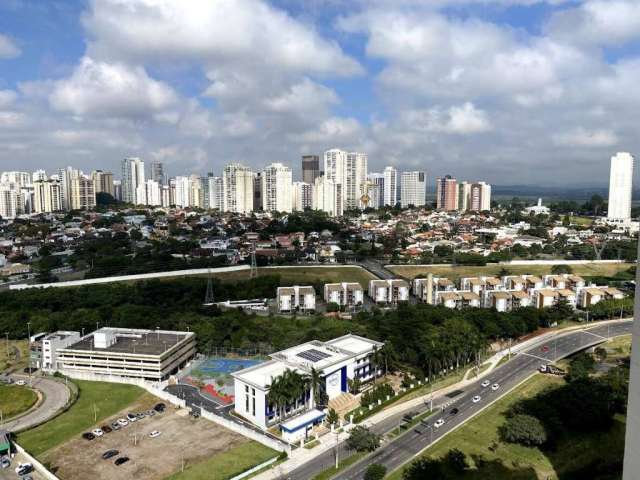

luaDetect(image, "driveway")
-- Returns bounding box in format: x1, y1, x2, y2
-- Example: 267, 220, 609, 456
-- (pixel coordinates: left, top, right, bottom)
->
4, 375, 71, 433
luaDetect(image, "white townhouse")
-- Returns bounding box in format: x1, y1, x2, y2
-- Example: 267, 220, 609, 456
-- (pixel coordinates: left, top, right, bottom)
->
232, 335, 384, 439
324, 282, 364, 309
368, 279, 410, 305
276, 285, 316, 313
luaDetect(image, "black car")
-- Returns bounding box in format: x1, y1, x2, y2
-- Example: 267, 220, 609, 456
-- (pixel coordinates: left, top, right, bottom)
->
82, 432, 95, 441
114, 457, 130, 466
153, 403, 166, 412
102, 450, 119, 460
16, 464, 34, 476
449, 408, 459, 416
101, 425, 112, 433
23, 367, 37, 374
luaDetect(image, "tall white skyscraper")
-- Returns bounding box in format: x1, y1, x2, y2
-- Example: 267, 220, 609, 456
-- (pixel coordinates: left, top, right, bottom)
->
607, 152, 634, 223
313, 176, 343, 217
400, 171, 427, 208
121, 157, 145, 204
293, 182, 313, 211
383, 166, 398, 207
458, 181, 471, 212
0, 171, 31, 188
174, 176, 191, 207
367, 173, 384, 209
470, 182, 491, 212
207, 176, 224, 210
323, 149, 367, 211
262, 163, 292, 213
223, 163, 254, 214
33, 179, 62, 213
0, 183, 19, 219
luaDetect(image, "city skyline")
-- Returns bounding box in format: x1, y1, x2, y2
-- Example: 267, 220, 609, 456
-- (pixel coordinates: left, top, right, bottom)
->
0, 1, 639, 185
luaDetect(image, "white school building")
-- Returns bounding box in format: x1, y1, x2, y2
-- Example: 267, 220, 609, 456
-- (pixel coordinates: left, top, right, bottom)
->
232, 334, 383, 435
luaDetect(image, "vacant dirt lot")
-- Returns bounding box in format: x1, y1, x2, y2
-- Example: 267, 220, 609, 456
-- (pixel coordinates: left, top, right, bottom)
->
41, 395, 249, 480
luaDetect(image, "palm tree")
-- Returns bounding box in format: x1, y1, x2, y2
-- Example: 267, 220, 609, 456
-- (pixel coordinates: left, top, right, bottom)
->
307, 367, 322, 409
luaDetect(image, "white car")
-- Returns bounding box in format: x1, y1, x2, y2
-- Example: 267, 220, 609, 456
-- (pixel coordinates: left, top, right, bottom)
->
15, 463, 33, 475
15, 380, 26, 386
472, 395, 481, 403
434, 419, 445, 429
481, 380, 490, 388
92, 428, 104, 437
117, 418, 129, 426
149, 430, 161, 438
1, 457, 10, 469
491, 383, 500, 391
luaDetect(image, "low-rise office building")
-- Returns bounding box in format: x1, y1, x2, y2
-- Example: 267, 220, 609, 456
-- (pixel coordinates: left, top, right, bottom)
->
56, 327, 196, 381
41, 331, 82, 371
232, 334, 383, 437
277, 285, 316, 313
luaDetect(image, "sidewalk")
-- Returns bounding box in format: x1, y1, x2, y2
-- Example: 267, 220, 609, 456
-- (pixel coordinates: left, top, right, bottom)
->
250, 317, 632, 479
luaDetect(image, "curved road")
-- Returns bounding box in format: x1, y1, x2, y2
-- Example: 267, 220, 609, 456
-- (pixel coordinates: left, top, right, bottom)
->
4, 375, 71, 432
287, 320, 632, 480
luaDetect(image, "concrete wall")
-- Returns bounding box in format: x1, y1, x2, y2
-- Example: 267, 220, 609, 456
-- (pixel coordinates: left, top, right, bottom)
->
13, 443, 60, 480
200, 409, 291, 455
9, 265, 249, 290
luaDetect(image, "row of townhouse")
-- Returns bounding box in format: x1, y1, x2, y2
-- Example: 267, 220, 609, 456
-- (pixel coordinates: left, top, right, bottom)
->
413, 273, 625, 312
276, 279, 412, 313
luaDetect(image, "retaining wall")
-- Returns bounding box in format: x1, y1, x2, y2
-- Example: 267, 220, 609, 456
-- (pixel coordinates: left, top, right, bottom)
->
13, 443, 60, 480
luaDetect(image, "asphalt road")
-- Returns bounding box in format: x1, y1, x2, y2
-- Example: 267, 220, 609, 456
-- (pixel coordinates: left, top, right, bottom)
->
287, 320, 632, 480
4, 375, 71, 433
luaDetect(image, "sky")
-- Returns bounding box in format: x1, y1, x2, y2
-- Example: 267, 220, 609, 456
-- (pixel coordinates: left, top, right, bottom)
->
0, 0, 638, 186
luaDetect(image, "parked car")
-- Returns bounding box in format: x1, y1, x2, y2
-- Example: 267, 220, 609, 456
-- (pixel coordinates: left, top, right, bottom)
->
23, 367, 37, 374
472, 395, 481, 403
481, 380, 490, 388
449, 408, 459, 416
126, 413, 138, 422
146, 410, 155, 417
117, 418, 129, 426
491, 383, 500, 391
101, 425, 112, 433
114, 457, 130, 466
82, 432, 95, 441
15, 463, 33, 476
153, 403, 166, 413
15, 380, 26, 386
191, 410, 200, 418
111, 422, 121, 431
102, 450, 119, 460
434, 419, 445, 429
92, 428, 104, 437
136, 413, 145, 420
0, 456, 10, 469
149, 430, 161, 438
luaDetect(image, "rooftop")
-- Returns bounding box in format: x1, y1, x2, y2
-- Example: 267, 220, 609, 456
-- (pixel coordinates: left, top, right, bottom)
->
62, 327, 193, 356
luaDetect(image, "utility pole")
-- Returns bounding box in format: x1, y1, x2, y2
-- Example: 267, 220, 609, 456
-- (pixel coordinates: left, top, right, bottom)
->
334, 430, 340, 469
250, 242, 258, 279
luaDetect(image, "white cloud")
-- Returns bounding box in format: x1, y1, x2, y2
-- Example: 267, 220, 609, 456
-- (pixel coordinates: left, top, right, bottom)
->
49, 57, 178, 117
547, 0, 640, 47
82, 0, 361, 76
0, 33, 20, 59
552, 128, 619, 148
263, 78, 338, 114
402, 102, 492, 134
0, 90, 17, 108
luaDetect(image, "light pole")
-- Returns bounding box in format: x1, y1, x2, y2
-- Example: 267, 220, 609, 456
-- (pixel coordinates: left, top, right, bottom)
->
27, 322, 32, 385
334, 430, 340, 469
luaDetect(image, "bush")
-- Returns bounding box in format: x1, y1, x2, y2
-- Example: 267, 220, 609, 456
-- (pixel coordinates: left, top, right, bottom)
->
499, 414, 547, 446
364, 463, 387, 480
361, 383, 395, 408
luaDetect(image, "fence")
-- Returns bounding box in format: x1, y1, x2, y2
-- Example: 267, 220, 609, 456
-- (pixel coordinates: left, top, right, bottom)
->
13, 443, 60, 480
229, 456, 280, 480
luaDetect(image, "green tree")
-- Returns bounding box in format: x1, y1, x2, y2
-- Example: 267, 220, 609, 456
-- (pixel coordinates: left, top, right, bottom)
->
364, 464, 387, 480
326, 408, 339, 427
499, 414, 547, 446
444, 449, 468, 473
402, 457, 445, 479
551, 264, 573, 274
346, 426, 381, 453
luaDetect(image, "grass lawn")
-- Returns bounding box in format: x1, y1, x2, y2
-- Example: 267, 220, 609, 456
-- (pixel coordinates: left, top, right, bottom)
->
0, 339, 29, 372
388, 262, 633, 281
387, 373, 626, 480
570, 216, 594, 227
0, 384, 38, 419
604, 334, 632, 360
160, 266, 376, 288
17, 380, 145, 456
165, 441, 278, 480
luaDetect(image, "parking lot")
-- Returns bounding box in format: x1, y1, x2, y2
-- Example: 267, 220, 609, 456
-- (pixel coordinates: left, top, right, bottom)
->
39, 395, 251, 480
0, 451, 45, 480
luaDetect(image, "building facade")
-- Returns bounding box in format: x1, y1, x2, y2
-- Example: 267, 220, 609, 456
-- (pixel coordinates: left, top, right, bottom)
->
608, 152, 634, 223
436, 175, 458, 211
400, 171, 427, 208
293, 181, 313, 211
262, 163, 293, 213
223, 163, 254, 214
383, 166, 397, 207
302, 155, 321, 184
324, 149, 367, 211
121, 157, 145, 204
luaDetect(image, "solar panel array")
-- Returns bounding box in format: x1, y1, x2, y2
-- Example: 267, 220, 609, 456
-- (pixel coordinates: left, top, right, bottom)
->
296, 348, 332, 363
